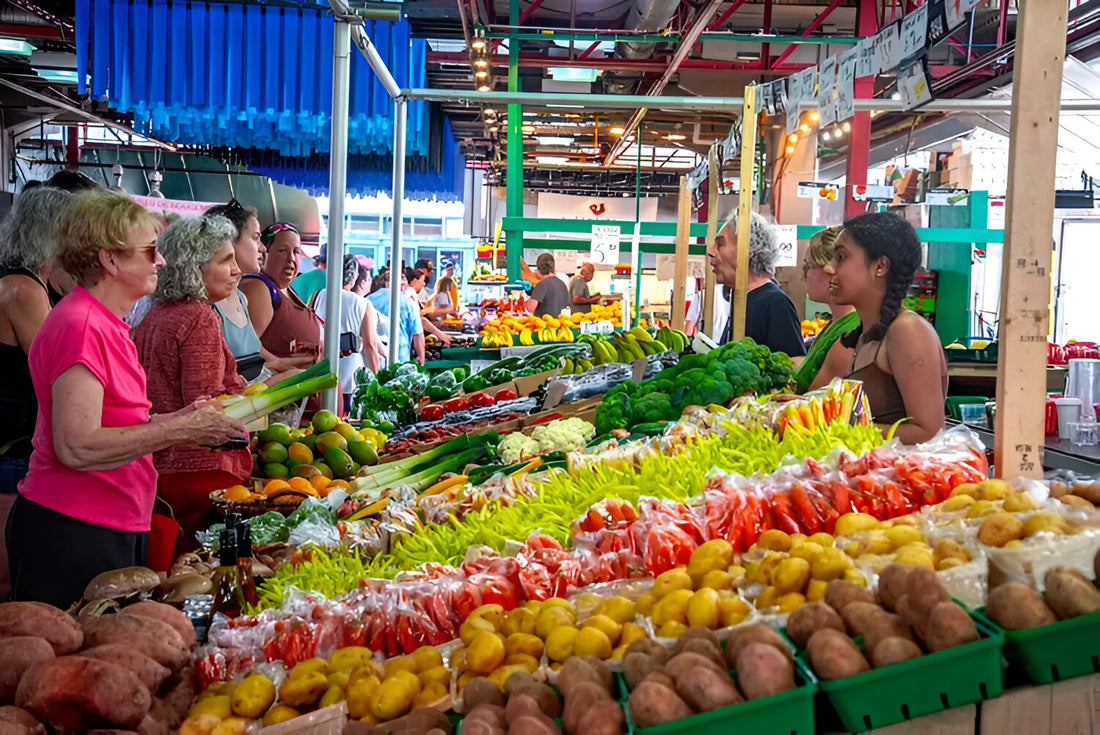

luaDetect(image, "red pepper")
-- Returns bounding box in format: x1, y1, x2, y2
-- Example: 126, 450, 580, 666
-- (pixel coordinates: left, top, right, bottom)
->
472, 574, 519, 610
495, 388, 518, 402
421, 404, 445, 421
770, 494, 803, 535
467, 392, 497, 407
442, 397, 468, 413
530, 412, 563, 426
789, 485, 824, 534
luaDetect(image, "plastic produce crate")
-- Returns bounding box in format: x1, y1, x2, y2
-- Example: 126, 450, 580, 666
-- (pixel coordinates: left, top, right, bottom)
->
619, 658, 818, 735
805, 619, 1003, 733
972, 606, 1100, 684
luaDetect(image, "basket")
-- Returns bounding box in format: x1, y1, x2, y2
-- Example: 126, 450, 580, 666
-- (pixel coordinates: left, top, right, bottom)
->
260, 701, 347, 734
806, 618, 1003, 733
209, 480, 308, 518
971, 606, 1100, 684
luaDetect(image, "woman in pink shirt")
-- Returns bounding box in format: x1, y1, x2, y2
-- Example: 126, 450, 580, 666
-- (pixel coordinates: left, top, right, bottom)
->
5, 192, 246, 607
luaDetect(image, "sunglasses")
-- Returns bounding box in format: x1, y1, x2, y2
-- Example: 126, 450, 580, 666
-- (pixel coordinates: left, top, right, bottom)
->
260, 221, 300, 247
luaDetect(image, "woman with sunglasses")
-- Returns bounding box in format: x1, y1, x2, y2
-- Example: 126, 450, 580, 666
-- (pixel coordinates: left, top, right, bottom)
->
133, 216, 252, 546
240, 223, 323, 367
6, 192, 245, 607
792, 227, 859, 393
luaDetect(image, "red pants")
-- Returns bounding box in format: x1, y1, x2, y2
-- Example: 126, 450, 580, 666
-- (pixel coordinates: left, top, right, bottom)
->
157, 469, 245, 553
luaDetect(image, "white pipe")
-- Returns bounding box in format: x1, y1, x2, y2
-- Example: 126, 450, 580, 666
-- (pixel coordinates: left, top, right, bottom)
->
352, 29, 401, 99
387, 98, 407, 366
322, 18, 352, 412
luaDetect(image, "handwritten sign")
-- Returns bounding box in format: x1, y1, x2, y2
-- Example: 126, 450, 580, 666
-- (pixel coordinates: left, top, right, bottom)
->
874, 22, 900, 74
898, 58, 934, 110
760, 82, 776, 115
836, 47, 858, 121
817, 56, 838, 127
580, 320, 615, 334
773, 225, 798, 268
590, 224, 621, 265
856, 37, 877, 77
900, 4, 929, 62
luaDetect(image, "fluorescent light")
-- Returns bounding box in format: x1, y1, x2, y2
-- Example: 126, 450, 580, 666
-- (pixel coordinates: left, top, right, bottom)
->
548, 67, 599, 83
547, 103, 584, 109
736, 50, 760, 61
35, 69, 79, 83
536, 156, 569, 165
537, 135, 574, 146
609, 126, 625, 135
0, 39, 34, 56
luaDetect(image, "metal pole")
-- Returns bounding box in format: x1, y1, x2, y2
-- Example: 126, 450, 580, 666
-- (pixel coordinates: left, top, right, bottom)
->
322, 18, 351, 412
387, 98, 407, 366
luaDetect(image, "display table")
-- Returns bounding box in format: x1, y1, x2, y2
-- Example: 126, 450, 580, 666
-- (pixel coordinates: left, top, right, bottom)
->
947, 364, 1068, 396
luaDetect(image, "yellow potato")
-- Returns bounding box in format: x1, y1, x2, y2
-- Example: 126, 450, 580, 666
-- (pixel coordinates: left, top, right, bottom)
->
835, 512, 879, 536
187, 695, 231, 720
810, 547, 852, 581
771, 557, 811, 594
414, 683, 450, 708
582, 614, 623, 645
534, 606, 576, 639
789, 533, 809, 547
687, 539, 735, 583
595, 596, 636, 624
1003, 491, 1039, 512
1023, 512, 1073, 536
977, 478, 1010, 500
505, 632, 545, 659
319, 684, 344, 709
635, 593, 657, 617
937, 557, 968, 570
933, 539, 971, 567
573, 626, 613, 659
328, 646, 373, 673
540, 597, 575, 613
200, 682, 235, 699
411, 646, 443, 673
950, 483, 979, 498
279, 670, 329, 708
777, 592, 807, 613
504, 653, 541, 673
291, 658, 328, 677
488, 664, 530, 689
418, 665, 452, 690
466, 631, 506, 675
211, 717, 251, 735
620, 621, 647, 647
686, 588, 721, 629
369, 676, 416, 721
652, 568, 694, 599
789, 542, 825, 562
854, 530, 893, 556
390, 670, 421, 695
939, 494, 976, 511
1004, 539, 1024, 549
756, 529, 792, 552
966, 500, 996, 519
807, 532, 835, 548
651, 588, 694, 626
179, 714, 221, 735
884, 525, 924, 550
261, 705, 300, 727
657, 620, 687, 638
328, 670, 350, 689
502, 606, 537, 636
230, 673, 276, 718
383, 656, 417, 679
894, 543, 935, 568
699, 569, 733, 591
805, 579, 828, 602
718, 597, 752, 627
544, 625, 580, 662
843, 569, 867, 586
460, 616, 497, 645
755, 586, 780, 610
469, 604, 505, 631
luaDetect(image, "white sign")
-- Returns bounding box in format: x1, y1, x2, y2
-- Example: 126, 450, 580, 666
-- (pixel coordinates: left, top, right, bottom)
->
797, 182, 841, 199
817, 56, 839, 127
536, 192, 659, 221
131, 195, 219, 217
900, 4, 929, 62
580, 320, 615, 334
852, 184, 896, 202
855, 37, 877, 77
773, 225, 798, 268
836, 48, 858, 122
760, 82, 776, 115
926, 188, 970, 206
874, 22, 901, 74
898, 59, 933, 110
590, 224, 621, 265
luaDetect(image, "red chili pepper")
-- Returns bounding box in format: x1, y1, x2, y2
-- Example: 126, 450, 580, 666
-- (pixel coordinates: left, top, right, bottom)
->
770, 494, 803, 535
495, 388, 518, 402
475, 574, 519, 610
789, 485, 824, 534
442, 397, 468, 413
529, 412, 563, 426
467, 392, 497, 407
420, 404, 445, 421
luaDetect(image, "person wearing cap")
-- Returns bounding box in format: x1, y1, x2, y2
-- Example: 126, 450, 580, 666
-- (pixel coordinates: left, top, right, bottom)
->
526, 253, 570, 318
292, 242, 328, 304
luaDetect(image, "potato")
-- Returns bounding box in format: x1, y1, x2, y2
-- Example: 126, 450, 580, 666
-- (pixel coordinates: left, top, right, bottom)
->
735, 642, 795, 700
986, 582, 1057, 630
515, 683, 561, 719
870, 637, 923, 668
369, 676, 417, 721
81, 614, 188, 671
665, 652, 726, 683
628, 680, 694, 727
933, 539, 971, 569
0, 602, 83, 655
0, 705, 45, 735
15, 656, 151, 730
977, 513, 1025, 548
574, 699, 624, 735
505, 694, 543, 724
1071, 481, 1100, 504
1060, 494, 1094, 508
624, 637, 666, 661
278, 670, 328, 708
673, 638, 725, 670
1003, 491, 1040, 513
0, 637, 54, 703
403, 707, 454, 733
229, 673, 275, 718
623, 652, 660, 691
861, 613, 916, 656
1044, 567, 1100, 619
896, 566, 949, 623
562, 681, 611, 733
179, 714, 221, 735
509, 714, 560, 735
724, 623, 792, 669
674, 666, 742, 712
674, 626, 721, 652
558, 656, 612, 695
328, 646, 374, 673
875, 565, 913, 612
458, 677, 504, 713
1048, 480, 1071, 499
920, 601, 979, 652
79, 645, 169, 696
785, 602, 844, 648
146, 667, 195, 730
839, 602, 884, 636
806, 629, 869, 681
824, 579, 875, 613
122, 602, 196, 650
502, 671, 534, 698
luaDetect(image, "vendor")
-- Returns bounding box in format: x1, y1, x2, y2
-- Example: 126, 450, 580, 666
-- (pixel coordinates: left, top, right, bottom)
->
424, 276, 459, 320
133, 216, 253, 545
824, 212, 947, 443
569, 262, 602, 314
709, 210, 805, 359
240, 222, 323, 366
526, 253, 570, 318
792, 227, 859, 392
6, 192, 245, 608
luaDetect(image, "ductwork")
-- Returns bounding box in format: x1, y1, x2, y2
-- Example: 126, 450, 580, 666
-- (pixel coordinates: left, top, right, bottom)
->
618, 0, 681, 59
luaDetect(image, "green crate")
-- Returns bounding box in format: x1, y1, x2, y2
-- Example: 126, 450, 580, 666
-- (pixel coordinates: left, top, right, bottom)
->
619, 658, 817, 735
805, 619, 1003, 733
971, 606, 1100, 684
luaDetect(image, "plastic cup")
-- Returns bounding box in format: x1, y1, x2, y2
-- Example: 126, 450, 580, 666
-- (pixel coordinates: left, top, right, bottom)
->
1070, 420, 1098, 447
1055, 397, 1082, 440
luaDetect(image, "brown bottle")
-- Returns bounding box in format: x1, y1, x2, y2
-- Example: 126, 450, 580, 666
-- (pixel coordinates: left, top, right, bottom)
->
211, 527, 245, 618
236, 522, 257, 608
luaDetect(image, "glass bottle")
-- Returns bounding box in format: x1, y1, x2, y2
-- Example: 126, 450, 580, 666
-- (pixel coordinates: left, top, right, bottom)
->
211, 526, 244, 618
236, 521, 257, 608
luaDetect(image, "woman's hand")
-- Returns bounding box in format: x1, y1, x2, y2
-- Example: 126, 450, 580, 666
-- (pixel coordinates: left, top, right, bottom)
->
181, 406, 248, 447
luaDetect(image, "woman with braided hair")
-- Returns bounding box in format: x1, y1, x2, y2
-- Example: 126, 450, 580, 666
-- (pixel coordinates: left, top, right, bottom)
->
824, 212, 947, 443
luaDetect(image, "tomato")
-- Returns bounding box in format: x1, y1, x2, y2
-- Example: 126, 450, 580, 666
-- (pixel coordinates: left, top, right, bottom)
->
495, 388, 518, 402
467, 392, 497, 407
421, 404, 445, 421
442, 397, 468, 413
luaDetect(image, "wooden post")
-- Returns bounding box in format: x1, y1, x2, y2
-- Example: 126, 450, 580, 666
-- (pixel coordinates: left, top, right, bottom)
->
671, 175, 692, 331
732, 84, 758, 341
994, 0, 1068, 479
704, 143, 721, 337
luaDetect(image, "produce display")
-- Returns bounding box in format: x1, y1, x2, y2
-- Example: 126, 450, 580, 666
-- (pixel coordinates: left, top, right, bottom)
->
480, 305, 624, 347
560, 327, 690, 374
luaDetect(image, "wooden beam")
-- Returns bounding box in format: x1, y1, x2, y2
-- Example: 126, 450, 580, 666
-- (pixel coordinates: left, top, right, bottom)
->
994, 0, 1068, 480
704, 143, 721, 337
671, 175, 692, 331
732, 84, 758, 341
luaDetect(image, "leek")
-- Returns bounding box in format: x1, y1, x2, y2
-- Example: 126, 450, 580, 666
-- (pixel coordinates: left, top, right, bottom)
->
223, 373, 338, 423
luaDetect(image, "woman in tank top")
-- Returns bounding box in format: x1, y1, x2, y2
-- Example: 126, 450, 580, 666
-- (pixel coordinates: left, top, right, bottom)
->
823, 212, 947, 444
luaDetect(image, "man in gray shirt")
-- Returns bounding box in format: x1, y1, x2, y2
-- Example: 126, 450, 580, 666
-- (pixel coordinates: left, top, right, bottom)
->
569, 262, 602, 314
527, 253, 571, 317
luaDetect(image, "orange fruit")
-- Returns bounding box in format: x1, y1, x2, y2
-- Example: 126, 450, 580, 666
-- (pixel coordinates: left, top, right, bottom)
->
309, 475, 331, 493
288, 477, 314, 493
287, 442, 313, 464
329, 479, 350, 490
263, 479, 291, 497
223, 485, 251, 501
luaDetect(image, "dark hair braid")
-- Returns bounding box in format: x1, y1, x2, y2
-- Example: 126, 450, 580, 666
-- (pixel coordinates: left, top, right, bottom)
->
837, 212, 922, 349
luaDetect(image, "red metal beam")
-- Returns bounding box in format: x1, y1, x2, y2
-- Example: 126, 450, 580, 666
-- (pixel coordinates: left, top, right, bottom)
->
844, 0, 879, 219
997, 0, 1009, 46
577, 41, 602, 60
761, 0, 773, 65
0, 22, 61, 40
708, 0, 751, 31
770, 0, 847, 69
517, 0, 546, 27
427, 50, 819, 73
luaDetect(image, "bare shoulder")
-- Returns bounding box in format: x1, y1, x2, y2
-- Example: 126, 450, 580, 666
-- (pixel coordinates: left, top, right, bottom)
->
882, 311, 942, 369
239, 277, 267, 300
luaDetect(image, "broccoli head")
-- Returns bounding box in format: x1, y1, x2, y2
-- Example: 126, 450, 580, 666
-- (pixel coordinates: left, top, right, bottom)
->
630, 392, 680, 425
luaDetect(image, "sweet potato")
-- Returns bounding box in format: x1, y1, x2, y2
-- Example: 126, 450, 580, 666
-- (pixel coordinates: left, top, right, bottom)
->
986, 582, 1057, 630
1044, 567, 1100, 620
0, 637, 54, 703
80, 645, 170, 695
0, 602, 82, 655
673, 666, 742, 712
724, 623, 792, 668
147, 667, 196, 730
122, 602, 196, 649
875, 565, 913, 612
785, 602, 844, 648
735, 642, 795, 700
806, 629, 869, 681
0, 705, 45, 735
81, 614, 188, 671
15, 656, 151, 730
870, 637, 923, 668
920, 601, 979, 652
824, 579, 876, 613
574, 699, 624, 735
627, 680, 693, 728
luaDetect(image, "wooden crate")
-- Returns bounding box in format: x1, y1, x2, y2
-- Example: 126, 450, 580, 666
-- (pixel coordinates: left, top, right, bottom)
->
980, 674, 1100, 735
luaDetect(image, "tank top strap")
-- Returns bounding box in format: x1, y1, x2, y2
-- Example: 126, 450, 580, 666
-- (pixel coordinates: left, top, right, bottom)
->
0, 266, 47, 293
241, 273, 281, 310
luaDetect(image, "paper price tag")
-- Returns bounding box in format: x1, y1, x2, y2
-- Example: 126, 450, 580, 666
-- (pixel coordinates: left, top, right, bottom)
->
855, 37, 877, 77
874, 22, 900, 74
900, 4, 929, 62
590, 224, 621, 266
580, 320, 615, 334
773, 225, 798, 268
817, 56, 838, 127
898, 59, 934, 110
836, 48, 858, 121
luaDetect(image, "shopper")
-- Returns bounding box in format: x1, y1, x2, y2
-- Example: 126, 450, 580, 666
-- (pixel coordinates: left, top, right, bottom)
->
292, 242, 328, 303
406, 267, 429, 305
527, 253, 570, 318
569, 262, 602, 314
825, 212, 947, 443
6, 192, 245, 608
240, 222, 323, 365
312, 255, 383, 412
133, 216, 252, 545
792, 227, 859, 392
709, 210, 805, 358
414, 258, 435, 301
368, 268, 426, 365
435, 263, 459, 310
424, 276, 459, 320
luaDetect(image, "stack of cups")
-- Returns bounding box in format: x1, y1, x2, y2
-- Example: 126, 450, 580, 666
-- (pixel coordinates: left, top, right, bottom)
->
1055, 397, 1083, 440
1065, 358, 1100, 421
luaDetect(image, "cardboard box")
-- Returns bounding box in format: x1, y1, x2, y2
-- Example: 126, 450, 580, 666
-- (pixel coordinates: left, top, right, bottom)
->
514, 368, 561, 397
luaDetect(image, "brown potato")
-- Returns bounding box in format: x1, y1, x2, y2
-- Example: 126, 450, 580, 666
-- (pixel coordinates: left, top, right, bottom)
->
459, 678, 505, 714
861, 613, 916, 656
79, 645, 170, 696
735, 642, 795, 700
623, 652, 660, 692
1044, 567, 1100, 620
0, 705, 45, 735
785, 602, 844, 648
508, 714, 560, 735
463, 704, 506, 731
806, 629, 869, 681
824, 579, 876, 613
665, 652, 725, 683
724, 623, 792, 669
875, 565, 913, 612
1060, 495, 1094, 508
515, 683, 561, 719
673, 638, 725, 670
627, 680, 694, 728
0, 602, 83, 655
624, 638, 666, 660
574, 699, 624, 735
897, 567, 949, 625
81, 614, 188, 671
506, 694, 544, 725
15, 656, 151, 730
870, 637, 923, 668
839, 602, 886, 637
0, 637, 54, 703
977, 513, 1025, 547
562, 681, 611, 733
557, 657, 611, 698
920, 601, 979, 652
122, 603, 197, 650
1048, 480, 1070, 499
673, 666, 742, 712
673, 627, 720, 655
986, 582, 1057, 630
502, 671, 535, 698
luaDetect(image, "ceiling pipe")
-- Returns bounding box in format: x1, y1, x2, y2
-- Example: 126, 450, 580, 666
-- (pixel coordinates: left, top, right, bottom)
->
619, 0, 682, 59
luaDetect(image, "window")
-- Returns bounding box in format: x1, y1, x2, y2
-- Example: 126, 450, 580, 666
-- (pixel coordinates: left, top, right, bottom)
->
349, 216, 380, 234
415, 219, 443, 236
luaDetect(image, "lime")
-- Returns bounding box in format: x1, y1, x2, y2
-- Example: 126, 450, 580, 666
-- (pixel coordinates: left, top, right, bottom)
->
285, 459, 301, 471
263, 462, 289, 479
311, 410, 339, 434
311, 460, 333, 479
258, 423, 293, 446
376, 420, 395, 435
258, 441, 289, 464
301, 434, 318, 452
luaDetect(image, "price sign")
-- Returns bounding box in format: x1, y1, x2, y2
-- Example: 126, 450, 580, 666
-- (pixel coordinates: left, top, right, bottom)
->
817, 56, 838, 127
773, 225, 798, 268
590, 224, 621, 265
580, 320, 615, 334
836, 48, 858, 121
898, 58, 934, 110
855, 37, 877, 78
874, 22, 900, 74
900, 4, 929, 62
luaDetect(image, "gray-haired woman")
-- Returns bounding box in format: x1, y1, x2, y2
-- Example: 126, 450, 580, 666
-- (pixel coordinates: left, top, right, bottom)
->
133, 215, 251, 544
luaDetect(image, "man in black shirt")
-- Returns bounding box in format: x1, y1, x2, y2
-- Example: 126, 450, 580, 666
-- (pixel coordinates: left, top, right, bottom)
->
709, 210, 806, 358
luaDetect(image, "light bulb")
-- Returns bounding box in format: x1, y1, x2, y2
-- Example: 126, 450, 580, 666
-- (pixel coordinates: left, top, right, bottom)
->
785, 145, 795, 155
477, 83, 491, 92
799, 123, 810, 133
787, 133, 798, 144
822, 131, 831, 141
841, 121, 851, 132
808, 110, 820, 122
474, 58, 488, 68
833, 126, 843, 138
475, 70, 488, 79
